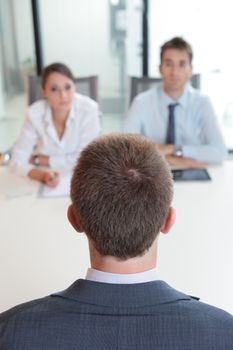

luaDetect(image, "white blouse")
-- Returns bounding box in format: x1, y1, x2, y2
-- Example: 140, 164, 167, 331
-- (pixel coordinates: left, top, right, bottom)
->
10, 93, 101, 176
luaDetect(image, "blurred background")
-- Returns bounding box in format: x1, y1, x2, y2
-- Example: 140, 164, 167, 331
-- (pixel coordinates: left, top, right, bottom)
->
1, 0, 233, 152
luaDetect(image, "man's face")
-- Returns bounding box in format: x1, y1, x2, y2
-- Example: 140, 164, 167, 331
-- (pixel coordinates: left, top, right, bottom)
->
159, 48, 192, 95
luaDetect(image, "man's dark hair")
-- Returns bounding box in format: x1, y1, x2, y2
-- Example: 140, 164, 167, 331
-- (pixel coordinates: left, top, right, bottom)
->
41, 62, 75, 89
71, 134, 173, 260
160, 37, 193, 64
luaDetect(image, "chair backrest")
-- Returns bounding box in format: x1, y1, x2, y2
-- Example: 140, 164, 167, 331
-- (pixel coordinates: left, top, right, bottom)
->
128, 74, 201, 104
26, 75, 99, 105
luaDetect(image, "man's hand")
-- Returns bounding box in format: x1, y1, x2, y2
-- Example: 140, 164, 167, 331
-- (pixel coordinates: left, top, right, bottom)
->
166, 155, 208, 169
157, 144, 174, 156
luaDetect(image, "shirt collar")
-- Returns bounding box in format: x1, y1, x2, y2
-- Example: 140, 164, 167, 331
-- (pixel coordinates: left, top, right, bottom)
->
44, 100, 75, 125
44, 102, 53, 124
42, 101, 75, 145
69, 102, 76, 121
86, 267, 160, 284
160, 81, 191, 109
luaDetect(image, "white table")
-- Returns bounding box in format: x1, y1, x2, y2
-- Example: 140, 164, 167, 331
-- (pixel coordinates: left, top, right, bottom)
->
0, 164, 233, 314
159, 162, 233, 314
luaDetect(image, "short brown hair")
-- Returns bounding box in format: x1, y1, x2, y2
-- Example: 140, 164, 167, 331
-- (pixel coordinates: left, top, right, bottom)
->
71, 134, 173, 259
160, 37, 193, 64
41, 62, 75, 89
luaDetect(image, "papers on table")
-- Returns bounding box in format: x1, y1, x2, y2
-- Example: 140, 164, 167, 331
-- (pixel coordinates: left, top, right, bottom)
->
0, 167, 72, 199
0, 168, 36, 199
39, 172, 72, 198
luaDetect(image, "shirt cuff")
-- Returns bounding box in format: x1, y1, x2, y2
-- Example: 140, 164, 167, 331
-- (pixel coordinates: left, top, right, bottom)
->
182, 145, 198, 160
10, 161, 34, 177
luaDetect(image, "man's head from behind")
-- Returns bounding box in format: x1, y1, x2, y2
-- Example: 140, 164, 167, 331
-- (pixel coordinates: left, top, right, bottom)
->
70, 134, 173, 260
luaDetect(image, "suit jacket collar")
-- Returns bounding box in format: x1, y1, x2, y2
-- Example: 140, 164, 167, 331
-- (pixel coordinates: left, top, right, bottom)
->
52, 279, 193, 308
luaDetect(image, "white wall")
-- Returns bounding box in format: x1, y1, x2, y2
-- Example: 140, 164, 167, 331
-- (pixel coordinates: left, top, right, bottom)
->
39, 0, 119, 97
0, 45, 5, 118
0, 0, 35, 120
39, 0, 142, 98
12, 0, 35, 67
148, 0, 229, 75
125, 0, 142, 76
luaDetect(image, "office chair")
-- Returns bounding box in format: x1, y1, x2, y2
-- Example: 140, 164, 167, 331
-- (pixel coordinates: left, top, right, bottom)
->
26, 75, 99, 105
128, 74, 201, 104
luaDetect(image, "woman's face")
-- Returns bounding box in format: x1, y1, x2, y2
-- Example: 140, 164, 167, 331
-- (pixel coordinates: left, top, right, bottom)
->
42, 72, 75, 114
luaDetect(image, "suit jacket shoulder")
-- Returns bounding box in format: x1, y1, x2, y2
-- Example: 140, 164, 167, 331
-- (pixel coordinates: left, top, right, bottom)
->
0, 280, 233, 349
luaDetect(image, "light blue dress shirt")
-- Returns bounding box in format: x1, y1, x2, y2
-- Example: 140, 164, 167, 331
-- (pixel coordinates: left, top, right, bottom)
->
86, 267, 159, 284
125, 83, 227, 163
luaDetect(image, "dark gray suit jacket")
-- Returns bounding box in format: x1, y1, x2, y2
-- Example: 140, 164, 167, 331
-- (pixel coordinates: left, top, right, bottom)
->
0, 280, 232, 349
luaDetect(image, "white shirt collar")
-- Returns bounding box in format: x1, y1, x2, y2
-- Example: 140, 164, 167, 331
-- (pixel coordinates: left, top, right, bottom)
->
43, 100, 75, 145
44, 100, 75, 125
86, 267, 160, 284
160, 81, 191, 108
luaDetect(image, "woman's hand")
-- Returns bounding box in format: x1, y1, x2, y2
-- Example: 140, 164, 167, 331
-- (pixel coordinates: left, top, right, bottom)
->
29, 154, 50, 167
28, 169, 60, 188
43, 171, 60, 188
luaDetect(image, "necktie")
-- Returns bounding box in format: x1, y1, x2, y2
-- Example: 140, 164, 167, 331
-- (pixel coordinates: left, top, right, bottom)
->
166, 103, 178, 144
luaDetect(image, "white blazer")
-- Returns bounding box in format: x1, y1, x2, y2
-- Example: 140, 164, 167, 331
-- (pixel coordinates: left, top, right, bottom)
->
10, 93, 101, 176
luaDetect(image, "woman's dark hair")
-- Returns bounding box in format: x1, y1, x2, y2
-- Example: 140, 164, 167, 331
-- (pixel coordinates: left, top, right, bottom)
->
41, 62, 75, 88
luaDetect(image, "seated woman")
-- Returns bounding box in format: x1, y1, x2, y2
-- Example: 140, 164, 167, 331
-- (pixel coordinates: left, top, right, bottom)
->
10, 63, 101, 187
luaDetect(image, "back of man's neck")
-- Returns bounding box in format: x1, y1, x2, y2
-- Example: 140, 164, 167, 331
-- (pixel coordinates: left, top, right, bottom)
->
89, 239, 158, 274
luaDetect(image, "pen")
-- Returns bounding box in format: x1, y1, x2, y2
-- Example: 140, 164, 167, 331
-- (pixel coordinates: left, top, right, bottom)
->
48, 174, 58, 181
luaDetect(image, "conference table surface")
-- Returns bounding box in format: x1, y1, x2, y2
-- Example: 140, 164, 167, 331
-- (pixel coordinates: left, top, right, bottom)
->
0, 162, 233, 314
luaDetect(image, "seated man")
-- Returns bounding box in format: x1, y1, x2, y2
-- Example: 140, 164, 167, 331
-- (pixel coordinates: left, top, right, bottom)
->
125, 37, 227, 168
0, 134, 232, 349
